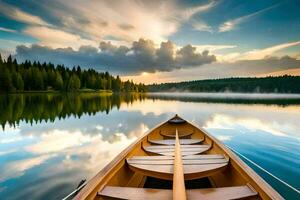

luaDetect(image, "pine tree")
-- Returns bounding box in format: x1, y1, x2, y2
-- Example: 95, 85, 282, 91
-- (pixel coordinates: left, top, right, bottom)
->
67, 74, 81, 91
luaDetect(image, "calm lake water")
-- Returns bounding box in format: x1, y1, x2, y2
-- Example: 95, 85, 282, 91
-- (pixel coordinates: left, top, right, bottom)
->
0, 93, 299, 200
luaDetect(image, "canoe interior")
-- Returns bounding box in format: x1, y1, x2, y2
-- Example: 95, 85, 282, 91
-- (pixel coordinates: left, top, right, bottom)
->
76, 115, 283, 200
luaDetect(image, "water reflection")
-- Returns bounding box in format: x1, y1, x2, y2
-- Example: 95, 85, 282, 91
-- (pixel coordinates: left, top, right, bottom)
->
0, 93, 146, 128
0, 93, 299, 199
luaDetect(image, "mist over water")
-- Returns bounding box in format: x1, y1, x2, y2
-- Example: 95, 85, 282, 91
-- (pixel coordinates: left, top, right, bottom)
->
149, 92, 300, 99
0, 93, 299, 200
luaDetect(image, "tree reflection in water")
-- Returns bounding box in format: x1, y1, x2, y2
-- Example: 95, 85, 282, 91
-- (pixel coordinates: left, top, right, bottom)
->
0, 93, 146, 129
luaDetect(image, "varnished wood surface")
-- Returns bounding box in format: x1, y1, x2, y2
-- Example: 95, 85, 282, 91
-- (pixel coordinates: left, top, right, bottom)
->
143, 145, 211, 156
129, 154, 225, 160
149, 139, 203, 145
128, 163, 229, 180
144, 144, 209, 149
127, 158, 228, 165
173, 129, 187, 200
160, 131, 193, 138
98, 185, 258, 200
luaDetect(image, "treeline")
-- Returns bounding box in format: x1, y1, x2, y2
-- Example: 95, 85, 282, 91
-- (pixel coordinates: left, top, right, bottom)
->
148, 76, 300, 93
0, 54, 147, 93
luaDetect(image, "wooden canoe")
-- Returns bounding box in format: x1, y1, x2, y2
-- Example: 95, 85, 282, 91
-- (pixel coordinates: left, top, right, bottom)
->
75, 115, 283, 200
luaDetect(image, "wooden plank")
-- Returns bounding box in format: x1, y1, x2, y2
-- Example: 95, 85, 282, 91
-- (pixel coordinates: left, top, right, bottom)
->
173, 128, 187, 200
98, 185, 257, 200
130, 156, 174, 160
145, 148, 209, 153
160, 131, 193, 138
127, 158, 229, 165
149, 139, 203, 145
128, 162, 228, 180
129, 154, 224, 161
183, 154, 224, 159
145, 144, 209, 149
144, 148, 208, 153
186, 184, 258, 199
99, 186, 172, 200
144, 145, 211, 156
153, 150, 209, 156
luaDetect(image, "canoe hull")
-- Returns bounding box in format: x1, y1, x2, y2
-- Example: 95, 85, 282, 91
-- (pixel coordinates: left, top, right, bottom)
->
75, 115, 283, 200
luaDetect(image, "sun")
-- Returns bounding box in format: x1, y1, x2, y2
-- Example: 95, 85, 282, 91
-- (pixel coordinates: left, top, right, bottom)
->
141, 72, 149, 76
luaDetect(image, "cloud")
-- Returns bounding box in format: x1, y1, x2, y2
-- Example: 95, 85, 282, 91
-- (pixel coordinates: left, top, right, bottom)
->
123, 55, 300, 84
217, 40, 300, 62
0, 27, 17, 33
14, 38, 216, 74
204, 114, 288, 137
23, 26, 96, 49
0, 0, 216, 47
219, 4, 277, 32
0, 39, 32, 58
239, 41, 300, 60
26, 130, 93, 154
0, 154, 54, 182
193, 44, 237, 53
178, 1, 217, 21
0, 2, 49, 26
192, 20, 213, 33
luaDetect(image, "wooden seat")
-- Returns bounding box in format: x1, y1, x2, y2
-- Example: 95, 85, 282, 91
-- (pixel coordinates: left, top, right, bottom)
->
160, 131, 193, 138
98, 185, 258, 200
143, 145, 211, 156
127, 156, 229, 180
129, 154, 225, 160
149, 138, 203, 145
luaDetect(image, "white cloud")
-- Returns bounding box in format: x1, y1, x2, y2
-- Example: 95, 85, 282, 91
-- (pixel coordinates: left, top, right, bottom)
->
219, 4, 277, 32
194, 44, 237, 53
192, 21, 213, 33
18, 0, 216, 46
0, 136, 23, 144
239, 41, 300, 60
26, 129, 93, 154
0, 27, 17, 33
216, 135, 232, 141
204, 114, 288, 137
178, 1, 217, 21
216, 40, 300, 62
23, 26, 97, 49
0, 154, 54, 182
0, 2, 49, 26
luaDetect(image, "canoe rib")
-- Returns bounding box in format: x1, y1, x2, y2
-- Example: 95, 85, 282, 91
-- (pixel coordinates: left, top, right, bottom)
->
98, 185, 258, 200
127, 158, 229, 180
148, 138, 204, 145
143, 144, 211, 156
160, 131, 193, 138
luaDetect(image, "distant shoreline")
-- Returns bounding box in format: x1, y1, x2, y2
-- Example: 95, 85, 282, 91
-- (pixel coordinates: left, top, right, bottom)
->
148, 92, 300, 99
148, 76, 300, 94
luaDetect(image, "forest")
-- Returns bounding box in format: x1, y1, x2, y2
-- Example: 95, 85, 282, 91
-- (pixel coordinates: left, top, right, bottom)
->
0, 54, 147, 93
148, 76, 300, 93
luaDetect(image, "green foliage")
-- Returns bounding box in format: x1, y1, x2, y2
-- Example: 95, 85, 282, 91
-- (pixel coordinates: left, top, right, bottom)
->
148, 76, 300, 93
67, 74, 81, 91
0, 54, 146, 93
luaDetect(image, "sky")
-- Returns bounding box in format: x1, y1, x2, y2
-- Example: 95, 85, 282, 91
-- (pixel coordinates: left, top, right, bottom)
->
0, 0, 300, 83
